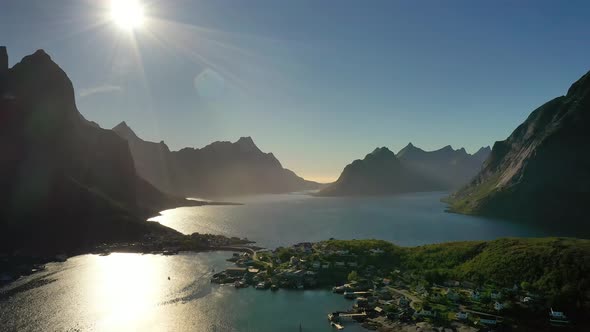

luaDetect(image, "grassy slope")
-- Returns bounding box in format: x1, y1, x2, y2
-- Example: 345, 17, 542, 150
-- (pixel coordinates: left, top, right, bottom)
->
323, 237, 590, 300
444, 173, 501, 214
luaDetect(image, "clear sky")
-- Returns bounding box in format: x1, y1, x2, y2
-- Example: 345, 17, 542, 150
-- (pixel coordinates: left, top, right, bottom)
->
2, 0, 589, 182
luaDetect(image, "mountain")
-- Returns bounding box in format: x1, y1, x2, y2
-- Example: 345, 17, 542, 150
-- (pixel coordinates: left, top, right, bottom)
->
112, 123, 321, 196
0, 48, 196, 255
397, 143, 490, 189
472, 146, 491, 163
317, 147, 445, 196
447, 70, 590, 231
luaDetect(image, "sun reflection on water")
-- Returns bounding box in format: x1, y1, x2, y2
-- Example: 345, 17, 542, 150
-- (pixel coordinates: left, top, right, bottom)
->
87, 253, 169, 331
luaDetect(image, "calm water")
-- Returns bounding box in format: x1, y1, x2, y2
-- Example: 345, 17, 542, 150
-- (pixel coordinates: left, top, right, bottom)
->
151, 192, 545, 247
0, 252, 365, 332
1, 192, 546, 331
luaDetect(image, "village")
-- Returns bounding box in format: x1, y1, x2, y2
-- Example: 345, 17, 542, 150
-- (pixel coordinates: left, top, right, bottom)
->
211, 241, 573, 331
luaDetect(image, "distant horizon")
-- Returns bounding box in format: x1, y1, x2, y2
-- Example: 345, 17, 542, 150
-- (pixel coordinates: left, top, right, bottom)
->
2, 0, 589, 182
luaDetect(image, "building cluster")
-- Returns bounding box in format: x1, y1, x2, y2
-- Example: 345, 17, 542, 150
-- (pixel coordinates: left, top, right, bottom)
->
211, 241, 571, 330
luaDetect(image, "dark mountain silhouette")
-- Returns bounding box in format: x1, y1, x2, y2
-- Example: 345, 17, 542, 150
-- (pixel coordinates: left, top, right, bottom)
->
397, 143, 490, 189
113, 123, 321, 196
317, 147, 444, 196
447, 69, 590, 231
472, 146, 491, 163
0, 48, 197, 255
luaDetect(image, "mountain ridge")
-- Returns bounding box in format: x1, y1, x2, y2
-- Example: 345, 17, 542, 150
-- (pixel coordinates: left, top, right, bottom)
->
317, 147, 445, 196
112, 122, 321, 196
0, 48, 198, 255
447, 69, 590, 232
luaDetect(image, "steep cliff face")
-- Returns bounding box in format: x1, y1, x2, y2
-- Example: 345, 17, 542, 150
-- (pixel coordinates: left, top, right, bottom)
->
397, 143, 489, 189
317, 147, 444, 196
448, 70, 590, 230
0, 48, 185, 255
113, 124, 321, 197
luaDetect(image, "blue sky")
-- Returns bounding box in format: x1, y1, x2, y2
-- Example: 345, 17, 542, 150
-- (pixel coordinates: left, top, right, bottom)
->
2, 0, 589, 182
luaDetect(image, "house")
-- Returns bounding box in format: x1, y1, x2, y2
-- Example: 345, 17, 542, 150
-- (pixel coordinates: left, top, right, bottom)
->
456, 311, 469, 320
335, 261, 345, 267
336, 250, 349, 255
322, 263, 330, 269
417, 306, 436, 317
471, 290, 481, 301
550, 308, 567, 320
382, 278, 391, 286
398, 296, 410, 307
491, 291, 502, 300
479, 317, 497, 325
369, 248, 384, 255
444, 280, 460, 287
494, 301, 504, 311
347, 262, 358, 267
289, 256, 300, 266
446, 289, 460, 301
374, 306, 384, 314
226, 267, 247, 276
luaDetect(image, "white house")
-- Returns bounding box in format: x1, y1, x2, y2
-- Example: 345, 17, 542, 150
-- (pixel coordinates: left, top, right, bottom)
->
494, 301, 504, 311
335, 261, 345, 267
369, 248, 384, 255
322, 263, 330, 269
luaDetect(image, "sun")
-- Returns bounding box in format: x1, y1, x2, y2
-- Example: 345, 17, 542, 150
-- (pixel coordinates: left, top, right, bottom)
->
110, 0, 145, 30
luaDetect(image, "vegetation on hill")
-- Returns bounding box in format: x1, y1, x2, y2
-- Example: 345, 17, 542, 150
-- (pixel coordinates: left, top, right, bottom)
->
322, 237, 590, 309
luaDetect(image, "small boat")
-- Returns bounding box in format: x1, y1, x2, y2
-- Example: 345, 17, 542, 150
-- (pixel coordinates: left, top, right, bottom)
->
271, 284, 279, 291
168, 276, 170, 280
331, 322, 344, 330
255, 282, 268, 290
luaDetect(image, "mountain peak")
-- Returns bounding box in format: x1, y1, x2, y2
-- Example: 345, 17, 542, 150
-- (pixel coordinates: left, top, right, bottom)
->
0, 46, 7, 73
371, 146, 394, 156
235, 136, 260, 152
112, 121, 138, 139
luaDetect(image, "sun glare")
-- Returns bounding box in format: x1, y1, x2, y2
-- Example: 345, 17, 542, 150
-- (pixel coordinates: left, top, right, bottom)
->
110, 0, 145, 30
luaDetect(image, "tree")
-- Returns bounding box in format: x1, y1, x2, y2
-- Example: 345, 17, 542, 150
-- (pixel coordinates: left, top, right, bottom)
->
348, 270, 359, 282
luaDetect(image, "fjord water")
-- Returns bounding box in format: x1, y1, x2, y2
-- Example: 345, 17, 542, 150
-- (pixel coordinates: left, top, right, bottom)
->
0, 252, 365, 332
1, 192, 543, 331
151, 191, 544, 247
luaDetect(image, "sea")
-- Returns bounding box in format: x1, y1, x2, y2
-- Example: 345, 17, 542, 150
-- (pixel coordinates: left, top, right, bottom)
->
0, 192, 545, 331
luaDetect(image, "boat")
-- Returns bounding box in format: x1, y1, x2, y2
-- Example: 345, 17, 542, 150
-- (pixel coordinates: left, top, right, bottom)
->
271, 284, 279, 291
255, 282, 268, 290
331, 322, 344, 330
344, 292, 356, 299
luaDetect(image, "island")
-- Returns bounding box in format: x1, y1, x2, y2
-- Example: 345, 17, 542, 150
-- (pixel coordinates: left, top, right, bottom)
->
212, 238, 589, 331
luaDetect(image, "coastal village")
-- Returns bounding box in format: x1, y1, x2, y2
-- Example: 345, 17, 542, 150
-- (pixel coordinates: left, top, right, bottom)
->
212, 240, 574, 331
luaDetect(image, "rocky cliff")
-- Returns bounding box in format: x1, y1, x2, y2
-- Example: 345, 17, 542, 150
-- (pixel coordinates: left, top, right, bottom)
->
447, 70, 590, 231
0, 48, 193, 255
